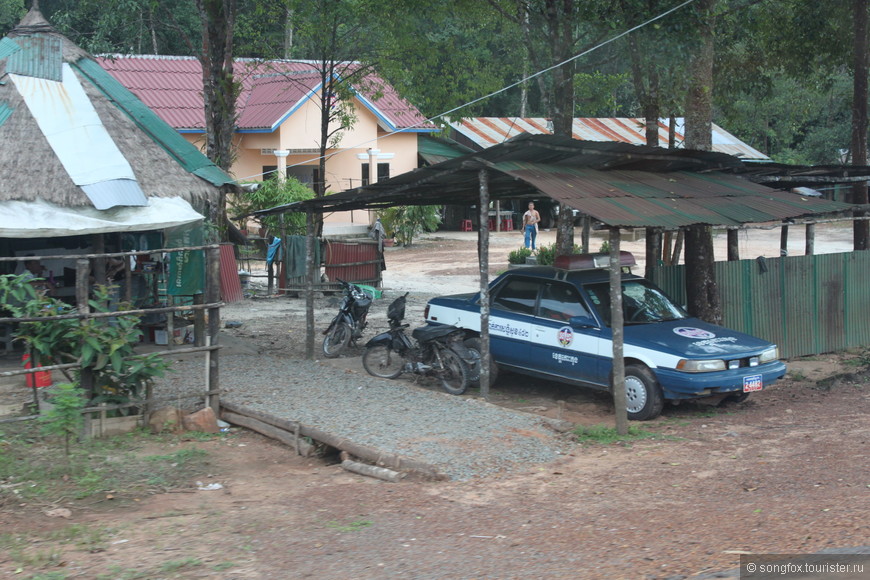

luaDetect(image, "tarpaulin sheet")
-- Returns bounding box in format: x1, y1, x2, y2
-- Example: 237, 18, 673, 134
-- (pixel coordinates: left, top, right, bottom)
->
0, 197, 203, 238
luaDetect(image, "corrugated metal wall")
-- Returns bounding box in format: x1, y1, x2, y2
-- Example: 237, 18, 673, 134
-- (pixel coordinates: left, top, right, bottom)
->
648, 252, 870, 359
324, 240, 381, 286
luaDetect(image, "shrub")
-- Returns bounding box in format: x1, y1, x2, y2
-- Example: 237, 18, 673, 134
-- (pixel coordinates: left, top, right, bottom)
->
507, 247, 532, 264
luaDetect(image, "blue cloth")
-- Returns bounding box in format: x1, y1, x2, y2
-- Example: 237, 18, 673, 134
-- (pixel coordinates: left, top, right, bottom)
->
266, 237, 282, 266
524, 225, 537, 250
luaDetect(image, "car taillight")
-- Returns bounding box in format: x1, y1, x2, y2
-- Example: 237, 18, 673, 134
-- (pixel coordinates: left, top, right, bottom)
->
424, 304, 430, 320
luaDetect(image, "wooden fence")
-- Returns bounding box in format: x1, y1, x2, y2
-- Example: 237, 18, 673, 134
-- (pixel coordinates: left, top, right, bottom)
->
0, 245, 223, 435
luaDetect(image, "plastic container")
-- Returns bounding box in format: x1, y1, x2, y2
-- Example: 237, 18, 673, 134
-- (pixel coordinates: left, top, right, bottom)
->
23, 354, 52, 388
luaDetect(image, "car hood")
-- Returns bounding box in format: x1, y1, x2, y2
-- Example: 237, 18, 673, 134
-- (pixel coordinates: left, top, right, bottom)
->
625, 318, 775, 358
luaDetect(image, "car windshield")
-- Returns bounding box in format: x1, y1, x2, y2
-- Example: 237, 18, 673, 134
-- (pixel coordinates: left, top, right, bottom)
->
584, 280, 688, 326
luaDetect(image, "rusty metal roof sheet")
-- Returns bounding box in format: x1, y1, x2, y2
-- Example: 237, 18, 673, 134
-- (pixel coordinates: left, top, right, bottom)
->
450, 117, 770, 160
252, 134, 849, 228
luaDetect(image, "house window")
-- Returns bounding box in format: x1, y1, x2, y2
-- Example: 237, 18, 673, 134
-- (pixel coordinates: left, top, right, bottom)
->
361, 163, 390, 186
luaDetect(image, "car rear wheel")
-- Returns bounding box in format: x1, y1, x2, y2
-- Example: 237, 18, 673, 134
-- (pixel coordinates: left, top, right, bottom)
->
624, 364, 664, 421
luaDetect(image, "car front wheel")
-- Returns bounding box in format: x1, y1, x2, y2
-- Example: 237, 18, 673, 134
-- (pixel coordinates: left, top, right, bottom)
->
624, 364, 664, 421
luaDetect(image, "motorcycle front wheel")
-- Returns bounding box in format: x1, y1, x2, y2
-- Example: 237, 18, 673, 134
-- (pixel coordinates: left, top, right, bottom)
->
362, 345, 404, 379
322, 322, 352, 358
438, 347, 470, 395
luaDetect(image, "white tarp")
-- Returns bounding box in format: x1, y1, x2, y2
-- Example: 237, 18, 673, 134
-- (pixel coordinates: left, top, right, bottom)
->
0, 197, 203, 238
10, 64, 148, 209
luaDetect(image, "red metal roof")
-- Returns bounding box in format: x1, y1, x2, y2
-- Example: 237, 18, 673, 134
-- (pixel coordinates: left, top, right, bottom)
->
96, 55, 435, 133
450, 117, 769, 160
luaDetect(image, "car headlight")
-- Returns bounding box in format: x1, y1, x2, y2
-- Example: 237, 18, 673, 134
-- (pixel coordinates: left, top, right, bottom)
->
758, 346, 779, 364
677, 359, 726, 372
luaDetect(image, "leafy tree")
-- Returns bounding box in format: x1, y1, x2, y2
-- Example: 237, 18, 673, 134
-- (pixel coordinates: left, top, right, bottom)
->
378, 205, 441, 247
39, 382, 85, 457
229, 176, 314, 236
0, 0, 24, 36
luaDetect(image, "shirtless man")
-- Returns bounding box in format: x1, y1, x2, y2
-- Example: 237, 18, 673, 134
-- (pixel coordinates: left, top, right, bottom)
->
522, 201, 541, 250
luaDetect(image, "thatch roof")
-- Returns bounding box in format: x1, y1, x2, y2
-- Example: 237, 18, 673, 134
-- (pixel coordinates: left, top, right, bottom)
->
0, 7, 233, 214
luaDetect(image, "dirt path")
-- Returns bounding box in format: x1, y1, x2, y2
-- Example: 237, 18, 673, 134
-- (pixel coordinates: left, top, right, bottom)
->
3, 228, 869, 579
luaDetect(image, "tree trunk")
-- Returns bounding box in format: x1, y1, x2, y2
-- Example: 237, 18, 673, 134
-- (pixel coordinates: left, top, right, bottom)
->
195, 0, 238, 236
684, 225, 721, 324
852, 0, 869, 250
547, 0, 576, 256
683, 0, 720, 324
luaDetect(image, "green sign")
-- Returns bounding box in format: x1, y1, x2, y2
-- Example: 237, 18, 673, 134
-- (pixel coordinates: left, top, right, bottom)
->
165, 223, 204, 296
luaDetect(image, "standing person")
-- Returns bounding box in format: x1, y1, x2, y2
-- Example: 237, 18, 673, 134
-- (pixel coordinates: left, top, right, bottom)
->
21, 256, 55, 296
522, 201, 541, 250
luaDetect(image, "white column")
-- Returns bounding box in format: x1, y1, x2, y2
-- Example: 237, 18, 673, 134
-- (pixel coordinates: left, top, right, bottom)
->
367, 148, 380, 184
274, 150, 290, 181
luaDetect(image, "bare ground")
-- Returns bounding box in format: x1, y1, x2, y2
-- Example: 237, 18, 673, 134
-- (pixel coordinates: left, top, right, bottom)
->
2, 227, 869, 579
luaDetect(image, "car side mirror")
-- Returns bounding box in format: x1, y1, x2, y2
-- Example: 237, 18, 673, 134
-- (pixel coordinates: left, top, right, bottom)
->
569, 315, 597, 329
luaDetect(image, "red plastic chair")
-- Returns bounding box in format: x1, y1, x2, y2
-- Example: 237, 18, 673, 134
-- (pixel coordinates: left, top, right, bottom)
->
501, 217, 514, 231
460, 219, 473, 232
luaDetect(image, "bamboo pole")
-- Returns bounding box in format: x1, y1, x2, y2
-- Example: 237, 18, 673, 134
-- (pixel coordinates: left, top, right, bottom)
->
205, 246, 221, 415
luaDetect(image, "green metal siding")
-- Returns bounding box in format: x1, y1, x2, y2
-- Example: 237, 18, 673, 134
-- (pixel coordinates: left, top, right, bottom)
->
650, 251, 870, 359
5, 36, 62, 81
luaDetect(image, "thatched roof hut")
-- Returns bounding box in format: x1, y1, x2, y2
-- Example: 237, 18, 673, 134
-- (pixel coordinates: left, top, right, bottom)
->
0, 6, 233, 238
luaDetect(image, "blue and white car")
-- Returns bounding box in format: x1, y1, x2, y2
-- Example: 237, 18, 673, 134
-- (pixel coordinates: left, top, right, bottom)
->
424, 253, 786, 420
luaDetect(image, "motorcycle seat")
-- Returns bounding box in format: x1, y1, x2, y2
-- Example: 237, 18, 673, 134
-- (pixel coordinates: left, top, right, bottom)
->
412, 323, 461, 343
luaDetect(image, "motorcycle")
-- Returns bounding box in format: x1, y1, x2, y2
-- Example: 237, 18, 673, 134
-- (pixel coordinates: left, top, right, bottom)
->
361, 293, 473, 395
322, 278, 373, 358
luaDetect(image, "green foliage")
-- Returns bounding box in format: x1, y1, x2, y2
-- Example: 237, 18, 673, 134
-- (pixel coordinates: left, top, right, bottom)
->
326, 519, 372, 532
599, 240, 612, 254
1, 276, 168, 413
39, 383, 86, 456
573, 71, 633, 117
508, 247, 532, 265
0, 0, 24, 36
574, 423, 659, 445
535, 243, 584, 266
378, 205, 441, 247
0, 422, 217, 506
229, 176, 314, 238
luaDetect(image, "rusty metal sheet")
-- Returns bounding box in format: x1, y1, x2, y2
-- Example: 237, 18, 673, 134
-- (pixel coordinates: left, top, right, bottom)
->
219, 243, 244, 303
324, 241, 380, 285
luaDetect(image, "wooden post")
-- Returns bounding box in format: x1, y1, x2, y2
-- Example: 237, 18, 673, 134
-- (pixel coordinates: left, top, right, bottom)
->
609, 228, 628, 436
193, 293, 205, 347
205, 246, 221, 414
478, 169, 491, 400
581, 215, 591, 254
671, 229, 684, 265
76, 258, 93, 437
727, 228, 740, 261
644, 227, 662, 280
662, 231, 673, 265
806, 222, 816, 255
304, 208, 316, 360
780, 221, 789, 257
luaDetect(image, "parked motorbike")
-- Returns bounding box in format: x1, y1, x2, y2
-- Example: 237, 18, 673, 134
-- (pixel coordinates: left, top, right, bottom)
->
361, 293, 473, 395
322, 278, 373, 358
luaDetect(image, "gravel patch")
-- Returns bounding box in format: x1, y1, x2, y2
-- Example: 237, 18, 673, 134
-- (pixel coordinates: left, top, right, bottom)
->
154, 354, 568, 480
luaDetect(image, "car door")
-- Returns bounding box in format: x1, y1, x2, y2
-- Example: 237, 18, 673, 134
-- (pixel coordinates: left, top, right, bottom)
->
488, 277, 538, 370
530, 281, 604, 385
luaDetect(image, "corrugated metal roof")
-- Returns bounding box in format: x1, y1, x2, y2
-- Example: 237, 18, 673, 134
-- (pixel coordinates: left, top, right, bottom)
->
0, 37, 22, 59
450, 117, 770, 160
417, 136, 474, 165
5, 35, 62, 81
96, 55, 436, 134
255, 134, 850, 229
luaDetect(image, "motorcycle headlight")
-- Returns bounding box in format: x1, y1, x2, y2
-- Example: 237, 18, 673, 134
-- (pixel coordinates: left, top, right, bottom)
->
758, 346, 779, 364
677, 359, 726, 372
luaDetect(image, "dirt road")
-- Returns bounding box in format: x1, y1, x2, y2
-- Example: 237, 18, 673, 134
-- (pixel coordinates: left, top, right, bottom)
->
3, 226, 869, 579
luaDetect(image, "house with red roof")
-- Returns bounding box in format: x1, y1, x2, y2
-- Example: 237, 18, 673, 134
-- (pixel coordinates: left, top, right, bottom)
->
97, 55, 438, 233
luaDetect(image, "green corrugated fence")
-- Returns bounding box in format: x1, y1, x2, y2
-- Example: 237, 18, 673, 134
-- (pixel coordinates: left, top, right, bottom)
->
648, 251, 870, 359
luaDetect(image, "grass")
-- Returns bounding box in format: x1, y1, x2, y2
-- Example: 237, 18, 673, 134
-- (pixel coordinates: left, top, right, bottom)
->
0, 422, 216, 505
573, 424, 662, 445
326, 519, 373, 532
